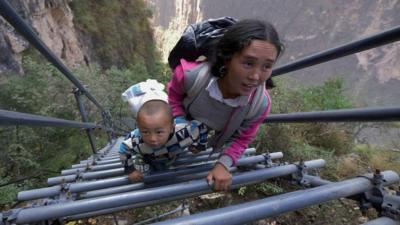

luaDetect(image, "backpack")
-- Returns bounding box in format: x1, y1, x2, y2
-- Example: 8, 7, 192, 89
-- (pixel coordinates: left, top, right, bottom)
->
168, 17, 237, 70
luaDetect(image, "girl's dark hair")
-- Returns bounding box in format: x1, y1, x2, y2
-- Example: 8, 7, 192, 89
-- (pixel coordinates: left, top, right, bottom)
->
209, 19, 284, 89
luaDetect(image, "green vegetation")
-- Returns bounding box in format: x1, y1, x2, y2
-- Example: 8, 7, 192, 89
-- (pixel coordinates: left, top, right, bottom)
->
255, 78, 355, 160
69, 0, 161, 75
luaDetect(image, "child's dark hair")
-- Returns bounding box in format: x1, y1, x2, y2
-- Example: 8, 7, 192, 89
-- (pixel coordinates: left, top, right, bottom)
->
210, 19, 284, 89
137, 100, 173, 124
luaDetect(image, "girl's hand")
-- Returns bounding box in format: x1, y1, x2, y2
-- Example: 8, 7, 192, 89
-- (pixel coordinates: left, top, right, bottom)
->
206, 163, 232, 191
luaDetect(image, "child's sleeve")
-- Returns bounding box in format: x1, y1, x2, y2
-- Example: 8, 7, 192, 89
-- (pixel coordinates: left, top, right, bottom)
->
119, 135, 136, 174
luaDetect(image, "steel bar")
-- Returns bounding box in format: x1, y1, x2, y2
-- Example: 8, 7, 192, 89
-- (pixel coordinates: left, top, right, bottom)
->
74, 158, 121, 168
79, 171, 214, 199
48, 168, 124, 186
65, 195, 194, 221
152, 171, 399, 225
20, 153, 282, 201
81, 154, 288, 199
79, 183, 147, 199
74, 89, 97, 154
173, 148, 256, 166
65, 148, 258, 174
14, 159, 325, 223
271, 25, 400, 76
75, 148, 213, 168
49, 148, 258, 184
361, 217, 400, 225
265, 107, 400, 123
62, 163, 123, 175
64, 159, 316, 219
77, 149, 216, 166
0, 109, 99, 129
302, 175, 332, 186
79, 147, 255, 166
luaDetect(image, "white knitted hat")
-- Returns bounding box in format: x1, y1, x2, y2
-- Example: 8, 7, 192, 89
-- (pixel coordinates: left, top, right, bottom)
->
121, 79, 168, 118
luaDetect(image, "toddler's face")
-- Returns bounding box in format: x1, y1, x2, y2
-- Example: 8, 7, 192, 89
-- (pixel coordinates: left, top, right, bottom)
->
137, 112, 173, 149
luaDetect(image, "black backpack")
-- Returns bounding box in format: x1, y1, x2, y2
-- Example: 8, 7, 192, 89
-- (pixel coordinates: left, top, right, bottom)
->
168, 17, 237, 70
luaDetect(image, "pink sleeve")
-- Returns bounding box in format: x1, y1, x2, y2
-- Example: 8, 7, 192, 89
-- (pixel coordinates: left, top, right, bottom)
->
167, 59, 202, 117
224, 91, 272, 165
167, 64, 186, 117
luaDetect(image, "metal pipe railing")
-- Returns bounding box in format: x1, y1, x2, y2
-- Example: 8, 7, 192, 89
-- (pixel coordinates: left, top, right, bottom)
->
152, 171, 399, 225
19, 152, 283, 201
76, 149, 216, 166
14, 159, 325, 223
76, 153, 284, 199
73, 158, 121, 168
271, 25, 400, 76
63, 148, 258, 175
76, 148, 221, 167
48, 148, 258, 185
265, 106, 400, 123
74, 89, 97, 154
0, 109, 99, 129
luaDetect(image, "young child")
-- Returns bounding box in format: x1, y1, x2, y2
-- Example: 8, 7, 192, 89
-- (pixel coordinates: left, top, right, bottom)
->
119, 79, 208, 182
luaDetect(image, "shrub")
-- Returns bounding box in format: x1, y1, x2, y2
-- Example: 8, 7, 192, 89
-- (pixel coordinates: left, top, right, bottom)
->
254, 77, 356, 180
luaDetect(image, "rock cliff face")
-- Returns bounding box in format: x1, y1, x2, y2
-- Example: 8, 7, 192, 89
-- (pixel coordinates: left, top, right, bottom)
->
147, 0, 400, 106
0, 0, 85, 75
145, 0, 203, 62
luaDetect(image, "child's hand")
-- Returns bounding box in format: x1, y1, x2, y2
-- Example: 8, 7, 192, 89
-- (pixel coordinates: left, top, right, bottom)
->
189, 142, 207, 154
189, 145, 201, 154
128, 170, 144, 182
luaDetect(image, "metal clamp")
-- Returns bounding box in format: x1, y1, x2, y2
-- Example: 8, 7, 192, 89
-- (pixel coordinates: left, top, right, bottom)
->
381, 194, 400, 220
263, 153, 273, 167
1, 208, 22, 225
59, 181, 74, 201
292, 160, 311, 187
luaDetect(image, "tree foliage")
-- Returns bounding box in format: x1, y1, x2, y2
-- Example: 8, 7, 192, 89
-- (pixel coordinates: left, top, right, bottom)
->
69, 0, 160, 74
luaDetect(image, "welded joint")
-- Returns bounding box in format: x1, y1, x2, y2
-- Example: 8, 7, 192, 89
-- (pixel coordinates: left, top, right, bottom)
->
90, 159, 97, 166
262, 153, 273, 167
72, 87, 85, 97
372, 169, 385, 188
75, 171, 84, 182
59, 183, 73, 200
85, 162, 93, 171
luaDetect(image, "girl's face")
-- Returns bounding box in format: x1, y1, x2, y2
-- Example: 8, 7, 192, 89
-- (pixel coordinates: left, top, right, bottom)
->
218, 40, 278, 98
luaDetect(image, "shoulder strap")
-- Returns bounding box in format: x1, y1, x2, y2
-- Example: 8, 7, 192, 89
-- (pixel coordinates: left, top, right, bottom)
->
186, 63, 210, 99
183, 63, 211, 112
211, 84, 267, 151
246, 83, 268, 119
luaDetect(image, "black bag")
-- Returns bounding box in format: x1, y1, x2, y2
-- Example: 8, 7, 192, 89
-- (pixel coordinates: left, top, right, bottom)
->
168, 17, 237, 69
